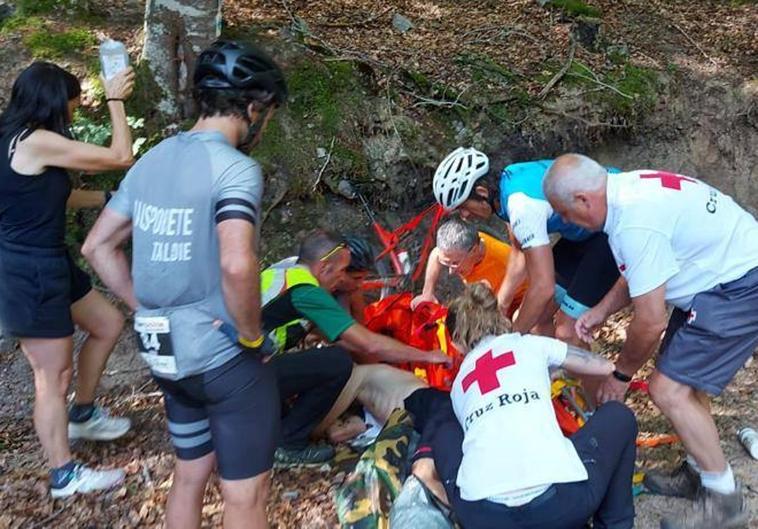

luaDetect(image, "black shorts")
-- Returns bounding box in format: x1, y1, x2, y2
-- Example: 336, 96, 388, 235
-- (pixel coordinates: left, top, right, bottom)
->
153, 352, 280, 480
403, 387, 452, 434
0, 244, 91, 339
552, 233, 619, 319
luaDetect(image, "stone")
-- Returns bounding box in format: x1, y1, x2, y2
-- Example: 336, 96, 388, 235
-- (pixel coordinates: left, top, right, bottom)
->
281, 490, 299, 500
316, 147, 327, 158
572, 17, 601, 52
0, 2, 14, 24
337, 179, 356, 199
392, 13, 413, 34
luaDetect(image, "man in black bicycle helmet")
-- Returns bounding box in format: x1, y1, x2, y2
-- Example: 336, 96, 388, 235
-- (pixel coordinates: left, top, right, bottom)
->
193, 39, 287, 151
83, 40, 286, 529
346, 236, 375, 273
335, 236, 376, 322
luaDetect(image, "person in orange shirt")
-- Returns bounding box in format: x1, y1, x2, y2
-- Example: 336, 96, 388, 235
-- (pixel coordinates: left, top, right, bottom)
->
412, 216, 528, 317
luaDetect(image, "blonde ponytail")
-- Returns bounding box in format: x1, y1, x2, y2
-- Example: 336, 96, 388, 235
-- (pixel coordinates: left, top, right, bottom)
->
447, 282, 512, 352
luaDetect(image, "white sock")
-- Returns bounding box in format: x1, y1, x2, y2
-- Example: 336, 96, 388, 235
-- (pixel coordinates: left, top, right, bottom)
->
700, 465, 736, 495
686, 454, 703, 474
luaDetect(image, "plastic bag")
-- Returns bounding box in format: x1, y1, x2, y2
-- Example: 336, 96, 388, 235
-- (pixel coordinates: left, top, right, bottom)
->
389, 476, 455, 529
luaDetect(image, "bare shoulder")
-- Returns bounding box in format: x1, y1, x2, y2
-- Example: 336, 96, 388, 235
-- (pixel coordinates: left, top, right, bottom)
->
23, 129, 68, 147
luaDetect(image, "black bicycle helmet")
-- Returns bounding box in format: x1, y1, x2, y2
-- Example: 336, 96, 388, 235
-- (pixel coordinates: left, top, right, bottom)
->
346, 236, 375, 272
194, 40, 288, 105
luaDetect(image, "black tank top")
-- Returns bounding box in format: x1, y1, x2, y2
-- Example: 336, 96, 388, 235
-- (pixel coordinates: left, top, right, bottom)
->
0, 130, 72, 249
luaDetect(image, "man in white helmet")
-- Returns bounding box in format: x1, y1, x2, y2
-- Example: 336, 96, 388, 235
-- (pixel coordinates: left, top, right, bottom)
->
431, 147, 622, 347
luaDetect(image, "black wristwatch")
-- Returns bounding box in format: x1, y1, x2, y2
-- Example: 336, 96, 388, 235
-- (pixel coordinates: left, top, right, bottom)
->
612, 369, 633, 383
104, 190, 113, 204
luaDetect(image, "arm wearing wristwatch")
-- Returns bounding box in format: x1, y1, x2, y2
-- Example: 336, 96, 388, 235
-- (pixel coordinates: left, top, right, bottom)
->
593, 276, 632, 321
614, 284, 669, 377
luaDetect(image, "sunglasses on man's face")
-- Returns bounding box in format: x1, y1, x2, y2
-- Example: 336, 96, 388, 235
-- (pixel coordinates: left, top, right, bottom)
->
320, 243, 346, 262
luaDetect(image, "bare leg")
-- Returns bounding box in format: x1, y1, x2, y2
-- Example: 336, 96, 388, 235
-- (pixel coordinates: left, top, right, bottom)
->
412, 458, 449, 506
70, 290, 124, 405
554, 310, 584, 347
220, 471, 271, 529
166, 453, 215, 529
20, 336, 74, 468
531, 299, 559, 337
649, 370, 727, 472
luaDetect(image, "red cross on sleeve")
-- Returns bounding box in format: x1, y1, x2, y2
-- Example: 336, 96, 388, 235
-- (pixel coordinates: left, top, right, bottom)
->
639, 172, 697, 191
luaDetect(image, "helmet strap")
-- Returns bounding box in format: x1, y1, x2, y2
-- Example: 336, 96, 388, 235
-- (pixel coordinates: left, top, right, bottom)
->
239, 119, 261, 150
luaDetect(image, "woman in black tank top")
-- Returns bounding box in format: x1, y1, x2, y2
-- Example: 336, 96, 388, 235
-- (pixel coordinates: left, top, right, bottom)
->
0, 61, 136, 496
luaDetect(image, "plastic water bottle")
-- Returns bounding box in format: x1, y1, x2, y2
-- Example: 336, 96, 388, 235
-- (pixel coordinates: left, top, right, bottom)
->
99, 39, 129, 80
738, 427, 758, 460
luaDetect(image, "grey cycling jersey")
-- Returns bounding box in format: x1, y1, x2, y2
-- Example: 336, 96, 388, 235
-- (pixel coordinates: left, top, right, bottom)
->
108, 130, 263, 380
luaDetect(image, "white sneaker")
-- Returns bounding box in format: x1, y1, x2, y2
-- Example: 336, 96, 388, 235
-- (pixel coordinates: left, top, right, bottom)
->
68, 406, 131, 441
50, 464, 125, 498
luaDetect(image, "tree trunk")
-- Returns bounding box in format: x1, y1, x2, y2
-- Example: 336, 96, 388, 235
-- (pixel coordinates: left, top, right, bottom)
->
142, 0, 223, 119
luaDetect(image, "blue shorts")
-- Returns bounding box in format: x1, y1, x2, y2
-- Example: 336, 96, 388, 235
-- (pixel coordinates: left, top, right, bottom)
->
154, 352, 280, 480
657, 267, 758, 395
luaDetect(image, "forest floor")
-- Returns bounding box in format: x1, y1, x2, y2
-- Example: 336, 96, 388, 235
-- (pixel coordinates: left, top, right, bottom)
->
0, 313, 757, 528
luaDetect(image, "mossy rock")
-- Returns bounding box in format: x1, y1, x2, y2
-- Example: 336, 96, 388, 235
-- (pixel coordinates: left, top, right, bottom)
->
548, 0, 602, 18
24, 27, 96, 59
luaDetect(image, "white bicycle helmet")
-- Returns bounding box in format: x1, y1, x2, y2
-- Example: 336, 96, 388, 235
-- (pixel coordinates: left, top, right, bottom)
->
433, 147, 490, 211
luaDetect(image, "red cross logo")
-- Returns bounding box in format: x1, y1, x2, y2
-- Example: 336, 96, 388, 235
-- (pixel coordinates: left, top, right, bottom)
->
639, 172, 697, 191
461, 350, 516, 395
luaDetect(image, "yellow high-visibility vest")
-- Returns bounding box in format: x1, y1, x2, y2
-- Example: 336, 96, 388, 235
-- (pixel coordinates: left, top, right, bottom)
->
261, 257, 319, 353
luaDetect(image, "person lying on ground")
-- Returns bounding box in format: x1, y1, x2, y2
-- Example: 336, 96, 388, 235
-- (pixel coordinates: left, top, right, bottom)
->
411, 216, 528, 318
223, 229, 450, 466
544, 153, 758, 529
313, 363, 451, 445
411, 282, 637, 529
432, 147, 622, 347
0, 61, 135, 497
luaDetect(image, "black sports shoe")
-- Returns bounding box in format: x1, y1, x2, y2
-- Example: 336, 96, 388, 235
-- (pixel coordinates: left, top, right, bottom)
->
644, 461, 702, 500
660, 483, 748, 529
274, 444, 335, 467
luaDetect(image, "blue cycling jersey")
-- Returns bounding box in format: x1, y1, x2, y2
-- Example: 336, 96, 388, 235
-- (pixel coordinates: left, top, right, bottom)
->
496, 159, 621, 242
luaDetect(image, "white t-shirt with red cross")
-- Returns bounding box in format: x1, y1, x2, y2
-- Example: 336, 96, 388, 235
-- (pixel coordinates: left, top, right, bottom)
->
604, 170, 758, 309
451, 333, 587, 506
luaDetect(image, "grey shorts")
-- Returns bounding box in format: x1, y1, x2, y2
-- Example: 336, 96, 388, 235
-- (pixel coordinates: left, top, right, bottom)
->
657, 266, 758, 395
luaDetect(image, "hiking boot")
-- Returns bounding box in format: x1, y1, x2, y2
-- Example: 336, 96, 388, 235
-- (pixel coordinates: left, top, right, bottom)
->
274, 444, 335, 467
50, 464, 125, 498
660, 484, 748, 529
644, 461, 701, 499
68, 406, 131, 441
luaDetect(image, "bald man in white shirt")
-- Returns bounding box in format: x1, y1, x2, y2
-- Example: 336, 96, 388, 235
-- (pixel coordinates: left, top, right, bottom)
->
543, 154, 758, 529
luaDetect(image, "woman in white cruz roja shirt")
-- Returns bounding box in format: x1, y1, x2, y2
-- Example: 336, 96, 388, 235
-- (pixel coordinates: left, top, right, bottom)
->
413, 283, 637, 529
